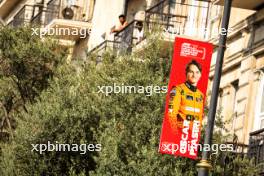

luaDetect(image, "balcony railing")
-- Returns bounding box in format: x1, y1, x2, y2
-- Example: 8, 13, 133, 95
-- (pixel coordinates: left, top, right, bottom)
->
227, 141, 248, 156
145, 0, 210, 39
113, 20, 145, 54
31, 0, 87, 26
248, 128, 264, 174
87, 20, 145, 57
31, 11, 43, 25
43, 0, 86, 25
44, 0, 60, 25
220, 142, 248, 175
11, 5, 34, 27
87, 40, 120, 59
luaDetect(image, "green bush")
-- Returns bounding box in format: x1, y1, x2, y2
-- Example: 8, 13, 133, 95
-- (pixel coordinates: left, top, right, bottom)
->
0, 26, 66, 139
0, 27, 260, 176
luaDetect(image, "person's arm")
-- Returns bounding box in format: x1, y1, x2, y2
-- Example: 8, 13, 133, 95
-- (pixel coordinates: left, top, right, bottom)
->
111, 27, 118, 33
168, 87, 181, 130
122, 21, 128, 28
111, 21, 128, 33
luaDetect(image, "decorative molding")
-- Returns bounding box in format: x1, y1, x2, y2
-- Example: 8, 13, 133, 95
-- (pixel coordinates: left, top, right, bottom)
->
254, 69, 264, 81
239, 82, 249, 89
237, 97, 247, 103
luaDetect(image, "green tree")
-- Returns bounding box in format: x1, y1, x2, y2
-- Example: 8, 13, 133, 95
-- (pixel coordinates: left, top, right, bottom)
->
0, 30, 260, 176
0, 26, 66, 139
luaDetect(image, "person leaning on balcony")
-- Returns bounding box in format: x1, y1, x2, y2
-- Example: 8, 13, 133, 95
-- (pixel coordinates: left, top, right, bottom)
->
110, 14, 128, 34
168, 60, 204, 130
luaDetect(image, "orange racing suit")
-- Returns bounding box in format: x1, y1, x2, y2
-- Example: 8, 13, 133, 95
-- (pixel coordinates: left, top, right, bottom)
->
168, 82, 204, 130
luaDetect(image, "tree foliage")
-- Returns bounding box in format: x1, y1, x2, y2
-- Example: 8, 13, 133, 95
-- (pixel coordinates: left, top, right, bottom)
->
0, 27, 260, 176
0, 26, 66, 139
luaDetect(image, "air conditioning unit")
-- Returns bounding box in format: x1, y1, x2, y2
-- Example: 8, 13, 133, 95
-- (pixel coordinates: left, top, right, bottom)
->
62, 7, 74, 19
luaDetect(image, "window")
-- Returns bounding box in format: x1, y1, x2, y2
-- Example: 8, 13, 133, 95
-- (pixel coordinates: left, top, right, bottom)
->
232, 80, 239, 114
231, 80, 239, 131
255, 73, 264, 130
216, 88, 223, 111
259, 85, 264, 128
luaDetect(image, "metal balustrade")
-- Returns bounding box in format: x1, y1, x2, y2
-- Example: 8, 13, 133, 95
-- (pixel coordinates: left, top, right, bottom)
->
145, 0, 209, 39
12, 5, 34, 27
44, 0, 60, 25
12, 0, 87, 27
248, 128, 264, 175
44, 0, 85, 25
113, 20, 143, 54
87, 40, 120, 58
31, 10, 43, 26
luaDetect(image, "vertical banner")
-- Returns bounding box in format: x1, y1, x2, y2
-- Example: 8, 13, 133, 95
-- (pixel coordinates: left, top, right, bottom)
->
159, 37, 213, 159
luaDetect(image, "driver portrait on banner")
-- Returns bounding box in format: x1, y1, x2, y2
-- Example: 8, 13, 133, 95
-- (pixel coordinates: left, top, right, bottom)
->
168, 59, 204, 131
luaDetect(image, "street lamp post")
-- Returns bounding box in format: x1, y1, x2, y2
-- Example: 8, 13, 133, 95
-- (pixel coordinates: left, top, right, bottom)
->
196, 0, 233, 175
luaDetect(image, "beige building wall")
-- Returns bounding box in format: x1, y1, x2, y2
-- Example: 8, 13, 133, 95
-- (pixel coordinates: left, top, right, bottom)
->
208, 5, 255, 40
229, 7, 255, 29
208, 5, 264, 144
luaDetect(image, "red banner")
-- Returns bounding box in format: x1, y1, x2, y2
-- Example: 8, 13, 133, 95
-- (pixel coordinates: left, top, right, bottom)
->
159, 37, 213, 159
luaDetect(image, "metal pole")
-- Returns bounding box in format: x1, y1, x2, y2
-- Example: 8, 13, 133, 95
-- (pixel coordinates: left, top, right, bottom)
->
196, 0, 232, 175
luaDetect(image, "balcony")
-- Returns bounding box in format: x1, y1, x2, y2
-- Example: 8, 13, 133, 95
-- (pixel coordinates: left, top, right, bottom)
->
88, 20, 145, 56
248, 128, 264, 175
30, 0, 92, 41
0, 0, 20, 19
145, 0, 210, 41
88, 0, 210, 57
214, 0, 264, 10
87, 40, 120, 60
125, 0, 209, 54
40, 0, 91, 41
9, 5, 34, 27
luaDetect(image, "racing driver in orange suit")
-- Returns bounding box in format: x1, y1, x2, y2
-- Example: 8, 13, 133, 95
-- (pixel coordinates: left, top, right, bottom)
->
168, 60, 204, 130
